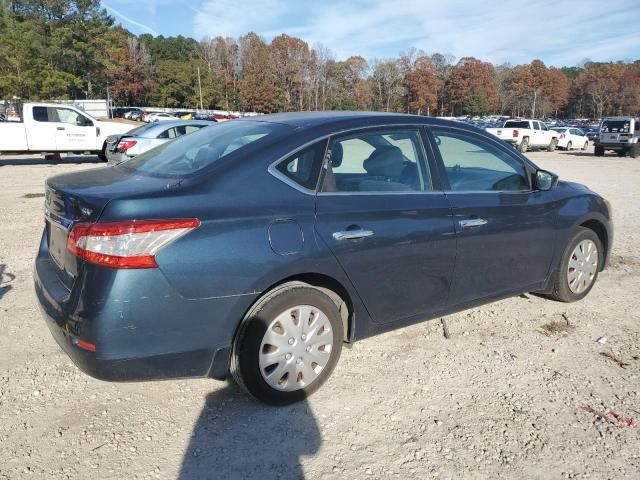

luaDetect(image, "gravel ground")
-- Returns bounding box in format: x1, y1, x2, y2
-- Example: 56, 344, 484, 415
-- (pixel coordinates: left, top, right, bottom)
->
0, 148, 639, 480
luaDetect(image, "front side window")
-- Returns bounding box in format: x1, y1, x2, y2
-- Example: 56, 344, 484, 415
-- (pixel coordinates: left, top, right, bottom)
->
55, 107, 92, 126
433, 130, 529, 192
321, 129, 430, 193
540, 123, 548, 131
275, 140, 327, 190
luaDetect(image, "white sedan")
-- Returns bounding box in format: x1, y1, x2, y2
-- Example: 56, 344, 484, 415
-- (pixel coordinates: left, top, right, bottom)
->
143, 112, 175, 123
553, 127, 590, 150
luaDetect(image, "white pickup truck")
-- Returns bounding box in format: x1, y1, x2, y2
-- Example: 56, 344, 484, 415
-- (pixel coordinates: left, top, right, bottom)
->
486, 119, 559, 153
0, 103, 132, 159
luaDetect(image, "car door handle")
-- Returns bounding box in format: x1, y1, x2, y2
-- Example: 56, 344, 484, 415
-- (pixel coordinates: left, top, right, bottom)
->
332, 229, 374, 241
459, 218, 488, 229
57, 127, 65, 131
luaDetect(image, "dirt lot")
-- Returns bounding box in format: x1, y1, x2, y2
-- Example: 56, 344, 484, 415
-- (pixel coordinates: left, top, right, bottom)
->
0, 148, 639, 480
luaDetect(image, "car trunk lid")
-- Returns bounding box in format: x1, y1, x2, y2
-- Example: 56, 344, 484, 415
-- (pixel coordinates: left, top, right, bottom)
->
44, 167, 182, 288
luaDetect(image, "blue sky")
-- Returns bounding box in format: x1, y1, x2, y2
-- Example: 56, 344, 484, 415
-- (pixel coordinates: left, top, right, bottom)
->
103, 0, 640, 66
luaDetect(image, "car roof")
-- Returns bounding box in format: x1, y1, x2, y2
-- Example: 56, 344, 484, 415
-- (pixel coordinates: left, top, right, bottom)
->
235, 111, 482, 132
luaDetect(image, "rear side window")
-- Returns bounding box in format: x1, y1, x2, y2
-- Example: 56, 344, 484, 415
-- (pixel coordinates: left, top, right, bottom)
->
275, 140, 327, 191
121, 120, 292, 177
433, 129, 529, 192
321, 129, 430, 193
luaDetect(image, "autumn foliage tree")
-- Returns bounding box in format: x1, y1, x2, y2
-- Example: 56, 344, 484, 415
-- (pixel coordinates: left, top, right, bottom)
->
1, 1, 639, 117
447, 57, 500, 115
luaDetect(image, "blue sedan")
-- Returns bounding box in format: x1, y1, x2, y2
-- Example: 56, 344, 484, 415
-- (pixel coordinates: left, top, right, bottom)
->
34, 112, 613, 405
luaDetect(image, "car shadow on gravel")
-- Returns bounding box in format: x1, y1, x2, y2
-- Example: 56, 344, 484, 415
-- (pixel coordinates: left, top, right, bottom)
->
179, 383, 320, 480
0, 155, 104, 166
0, 264, 15, 300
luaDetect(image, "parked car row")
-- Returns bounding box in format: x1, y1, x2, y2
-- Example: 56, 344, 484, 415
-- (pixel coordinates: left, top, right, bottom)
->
110, 106, 239, 123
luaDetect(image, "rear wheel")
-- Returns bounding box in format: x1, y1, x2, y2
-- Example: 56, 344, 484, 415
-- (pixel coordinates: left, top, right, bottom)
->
548, 227, 602, 303
566, 141, 572, 151
519, 138, 529, 153
594, 146, 604, 156
548, 139, 558, 152
582, 141, 589, 151
230, 283, 343, 405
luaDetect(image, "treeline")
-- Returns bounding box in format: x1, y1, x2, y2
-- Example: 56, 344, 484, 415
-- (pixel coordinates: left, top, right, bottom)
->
2, 0, 639, 118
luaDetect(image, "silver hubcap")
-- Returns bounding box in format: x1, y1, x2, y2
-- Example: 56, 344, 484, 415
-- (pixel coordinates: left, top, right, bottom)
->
567, 239, 598, 293
259, 305, 333, 392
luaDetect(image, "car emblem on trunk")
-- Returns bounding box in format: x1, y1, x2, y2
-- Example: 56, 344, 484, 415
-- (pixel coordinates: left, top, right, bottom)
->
81, 207, 93, 217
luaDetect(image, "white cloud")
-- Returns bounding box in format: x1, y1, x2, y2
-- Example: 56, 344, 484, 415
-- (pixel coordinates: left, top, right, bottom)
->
192, 0, 640, 66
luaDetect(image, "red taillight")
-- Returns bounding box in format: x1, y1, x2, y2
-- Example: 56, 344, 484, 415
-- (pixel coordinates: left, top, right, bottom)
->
512, 130, 518, 138
67, 219, 200, 269
117, 139, 137, 152
74, 338, 96, 352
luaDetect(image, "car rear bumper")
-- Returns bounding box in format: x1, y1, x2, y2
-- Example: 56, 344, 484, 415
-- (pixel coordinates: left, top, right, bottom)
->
597, 142, 630, 151
105, 150, 129, 166
34, 231, 254, 381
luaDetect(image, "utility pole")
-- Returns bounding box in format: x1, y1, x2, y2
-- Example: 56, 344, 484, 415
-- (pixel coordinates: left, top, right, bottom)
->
106, 84, 112, 118
197, 68, 204, 111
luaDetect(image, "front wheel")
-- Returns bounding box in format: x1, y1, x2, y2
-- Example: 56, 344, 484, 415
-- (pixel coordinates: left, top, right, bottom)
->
583, 141, 589, 151
97, 143, 107, 161
566, 141, 572, 151
230, 283, 343, 405
548, 227, 602, 303
594, 146, 604, 156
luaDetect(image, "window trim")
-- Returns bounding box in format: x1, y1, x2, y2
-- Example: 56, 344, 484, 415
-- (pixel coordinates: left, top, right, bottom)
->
426, 125, 534, 193
269, 123, 437, 196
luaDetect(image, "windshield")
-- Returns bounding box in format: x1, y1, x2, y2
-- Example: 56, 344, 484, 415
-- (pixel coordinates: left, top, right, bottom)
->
601, 120, 631, 133
120, 120, 291, 177
503, 120, 530, 129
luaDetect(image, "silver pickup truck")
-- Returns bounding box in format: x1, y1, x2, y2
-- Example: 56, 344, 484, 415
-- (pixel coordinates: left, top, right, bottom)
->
595, 117, 639, 158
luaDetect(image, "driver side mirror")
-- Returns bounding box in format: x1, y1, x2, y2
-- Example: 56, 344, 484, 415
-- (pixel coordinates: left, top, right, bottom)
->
535, 169, 558, 191
76, 115, 92, 127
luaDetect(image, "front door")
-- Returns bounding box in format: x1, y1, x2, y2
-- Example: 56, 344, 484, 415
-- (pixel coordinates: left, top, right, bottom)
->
429, 127, 557, 307
314, 127, 457, 324
52, 106, 97, 151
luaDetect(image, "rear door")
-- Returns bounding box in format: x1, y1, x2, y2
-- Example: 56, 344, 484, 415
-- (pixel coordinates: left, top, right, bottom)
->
26, 106, 58, 151
314, 127, 457, 324
428, 127, 557, 307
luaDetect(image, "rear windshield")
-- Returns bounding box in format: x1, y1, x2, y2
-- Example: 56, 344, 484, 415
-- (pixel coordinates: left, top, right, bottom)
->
120, 120, 291, 177
124, 123, 158, 136
601, 120, 631, 133
503, 120, 530, 129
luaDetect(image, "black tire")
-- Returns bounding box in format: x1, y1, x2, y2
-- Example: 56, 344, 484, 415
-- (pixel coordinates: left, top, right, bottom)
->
630, 144, 639, 159
97, 143, 107, 161
548, 227, 603, 303
617, 151, 626, 157
582, 141, 589, 151
566, 141, 572, 151
594, 146, 604, 156
230, 283, 343, 405
519, 138, 529, 153
548, 139, 558, 152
